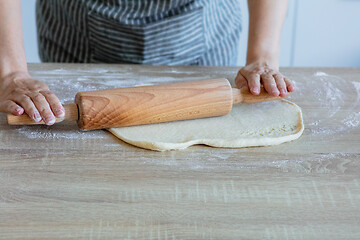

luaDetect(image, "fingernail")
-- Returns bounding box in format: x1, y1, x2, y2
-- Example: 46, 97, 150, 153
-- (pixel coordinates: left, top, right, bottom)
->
15, 108, 23, 114
45, 116, 56, 125
34, 112, 42, 122
272, 90, 280, 95
55, 109, 65, 118
252, 87, 260, 94
280, 89, 287, 95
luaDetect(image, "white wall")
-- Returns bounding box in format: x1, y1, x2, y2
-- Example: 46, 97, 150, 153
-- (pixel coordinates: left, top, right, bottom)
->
21, 0, 360, 67
21, 0, 39, 63
293, 0, 360, 67
238, 0, 297, 66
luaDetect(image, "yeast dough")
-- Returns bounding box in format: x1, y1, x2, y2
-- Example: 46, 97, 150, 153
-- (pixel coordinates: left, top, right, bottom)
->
109, 100, 304, 151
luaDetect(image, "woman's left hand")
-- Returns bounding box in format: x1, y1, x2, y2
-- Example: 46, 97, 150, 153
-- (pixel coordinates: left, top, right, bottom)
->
235, 60, 295, 98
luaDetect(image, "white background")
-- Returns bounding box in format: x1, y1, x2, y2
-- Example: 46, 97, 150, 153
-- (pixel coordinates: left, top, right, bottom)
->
21, 0, 360, 67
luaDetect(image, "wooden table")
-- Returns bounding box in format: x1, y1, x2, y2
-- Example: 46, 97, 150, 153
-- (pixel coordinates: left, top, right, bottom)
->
1, 64, 359, 239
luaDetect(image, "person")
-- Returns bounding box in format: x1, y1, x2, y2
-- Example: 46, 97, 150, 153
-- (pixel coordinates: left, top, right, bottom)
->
0, 0, 295, 126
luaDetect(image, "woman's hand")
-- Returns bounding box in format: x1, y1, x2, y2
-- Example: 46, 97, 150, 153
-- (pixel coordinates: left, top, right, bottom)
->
0, 1, 64, 125
0, 71, 64, 125
238, 0, 293, 97
235, 60, 295, 97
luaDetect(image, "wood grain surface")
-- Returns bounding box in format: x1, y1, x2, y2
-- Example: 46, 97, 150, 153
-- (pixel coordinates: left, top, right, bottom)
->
0, 64, 359, 239
74, 78, 233, 130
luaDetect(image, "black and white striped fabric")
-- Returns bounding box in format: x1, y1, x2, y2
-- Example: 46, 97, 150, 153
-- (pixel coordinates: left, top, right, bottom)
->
36, 0, 242, 66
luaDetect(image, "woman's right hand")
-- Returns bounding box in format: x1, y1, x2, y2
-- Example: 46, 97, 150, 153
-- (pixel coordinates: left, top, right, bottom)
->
0, 71, 64, 125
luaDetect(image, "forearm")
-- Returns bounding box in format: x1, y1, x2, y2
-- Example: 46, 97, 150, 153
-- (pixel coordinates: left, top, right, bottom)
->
0, 0, 27, 77
246, 0, 288, 66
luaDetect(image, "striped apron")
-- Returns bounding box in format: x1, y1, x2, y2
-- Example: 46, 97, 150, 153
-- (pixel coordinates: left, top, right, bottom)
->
36, 0, 242, 66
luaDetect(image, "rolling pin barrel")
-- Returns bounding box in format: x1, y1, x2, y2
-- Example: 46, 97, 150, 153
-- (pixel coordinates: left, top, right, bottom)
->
75, 78, 233, 130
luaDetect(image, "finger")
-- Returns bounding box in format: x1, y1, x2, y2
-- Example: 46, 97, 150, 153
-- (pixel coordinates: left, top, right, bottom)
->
273, 74, 287, 97
284, 77, 296, 92
235, 72, 248, 89
12, 94, 42, 122
0, 100, 24, 115
40, 90, 64, 118
261, 73, 280, 96
245, 73, 261, 95
28, 92, 56, 125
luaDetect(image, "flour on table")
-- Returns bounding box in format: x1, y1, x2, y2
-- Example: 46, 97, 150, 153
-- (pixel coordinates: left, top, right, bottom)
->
16, 67, 358, 147
109, 100, 304, 151
314, 71, 329, 77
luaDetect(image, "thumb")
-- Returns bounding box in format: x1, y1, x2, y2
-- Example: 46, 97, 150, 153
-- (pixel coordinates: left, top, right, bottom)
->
235, 71, 248, 89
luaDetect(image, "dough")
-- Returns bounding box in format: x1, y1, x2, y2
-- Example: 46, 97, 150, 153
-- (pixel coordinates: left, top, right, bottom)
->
109, 100, 304, 151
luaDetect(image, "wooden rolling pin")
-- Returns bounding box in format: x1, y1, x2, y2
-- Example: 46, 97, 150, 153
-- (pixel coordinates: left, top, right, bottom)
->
7, 78, 288, 130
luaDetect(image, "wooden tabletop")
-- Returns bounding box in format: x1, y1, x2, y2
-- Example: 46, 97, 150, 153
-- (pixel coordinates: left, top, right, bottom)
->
1, 64, 359, 239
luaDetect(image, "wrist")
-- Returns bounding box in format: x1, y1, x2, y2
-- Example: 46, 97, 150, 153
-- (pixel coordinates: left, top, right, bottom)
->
246, 52, 279, 69
0, 70, 31, 82
0, 57, 28, 79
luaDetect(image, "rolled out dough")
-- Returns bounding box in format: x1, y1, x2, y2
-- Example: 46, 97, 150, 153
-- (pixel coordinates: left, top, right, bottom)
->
109, 100, 304, 151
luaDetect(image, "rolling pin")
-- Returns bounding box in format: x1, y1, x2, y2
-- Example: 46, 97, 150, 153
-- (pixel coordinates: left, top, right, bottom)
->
7, 78, 288, 130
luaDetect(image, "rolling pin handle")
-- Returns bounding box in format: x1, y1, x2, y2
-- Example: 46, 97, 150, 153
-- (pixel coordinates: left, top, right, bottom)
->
232, 87, 289, 104
6, 103, 79, 125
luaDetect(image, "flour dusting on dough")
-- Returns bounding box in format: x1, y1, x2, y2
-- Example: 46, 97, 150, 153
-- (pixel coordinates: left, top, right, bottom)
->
109, 100, 304, 151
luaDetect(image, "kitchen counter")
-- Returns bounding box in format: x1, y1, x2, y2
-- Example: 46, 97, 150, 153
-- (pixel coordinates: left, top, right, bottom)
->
1, 64, 359, 239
